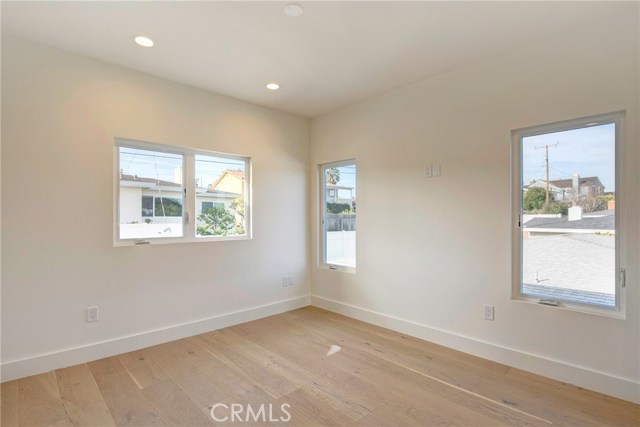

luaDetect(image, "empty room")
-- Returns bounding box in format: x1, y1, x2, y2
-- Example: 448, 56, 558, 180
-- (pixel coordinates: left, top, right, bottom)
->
1, 1, 639, 426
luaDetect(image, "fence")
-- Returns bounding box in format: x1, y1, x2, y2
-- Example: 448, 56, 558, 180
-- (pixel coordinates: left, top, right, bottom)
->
326, 231, 356, 267
326, 213, 356, 231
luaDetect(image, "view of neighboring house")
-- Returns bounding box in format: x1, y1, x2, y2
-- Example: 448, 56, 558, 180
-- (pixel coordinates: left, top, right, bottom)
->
524, 180, 565, 201
119, 171, 242, 238
524, 174, 604, 201
119, 173, 183, 226
326, 184, 355, 205
550, 175, 605, 197
209, 170, 244, 194
524, 208, 614, 236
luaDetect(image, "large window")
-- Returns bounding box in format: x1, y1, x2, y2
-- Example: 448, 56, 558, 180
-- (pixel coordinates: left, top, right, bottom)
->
511, 112, 624, 315
320, 160, 356, 269
115, 139, 250, 245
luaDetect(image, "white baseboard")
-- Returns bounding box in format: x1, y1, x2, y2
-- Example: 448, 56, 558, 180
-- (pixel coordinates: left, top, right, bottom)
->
1, 295, 310, 382
311, 295, 640, 404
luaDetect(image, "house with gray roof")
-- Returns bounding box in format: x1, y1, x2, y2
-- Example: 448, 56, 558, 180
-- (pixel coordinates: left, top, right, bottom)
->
524, 174, 605, 201
524, 209, 614, 235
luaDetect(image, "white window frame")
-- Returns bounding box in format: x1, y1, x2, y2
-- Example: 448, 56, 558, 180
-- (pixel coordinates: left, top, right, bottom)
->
511, 111, 625, 318
319, 159, 356, 272
114, 137, 252, 246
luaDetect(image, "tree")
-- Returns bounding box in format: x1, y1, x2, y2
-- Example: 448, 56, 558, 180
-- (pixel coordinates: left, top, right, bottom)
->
155, 197, 182, 217
231, 196, 245, 235
575, 195, 607, 213
326, 203, 350, 214
197, 206, 236, 236
197, 197, 246, 236
326, 167, 340, 185
523, 187, 546, 212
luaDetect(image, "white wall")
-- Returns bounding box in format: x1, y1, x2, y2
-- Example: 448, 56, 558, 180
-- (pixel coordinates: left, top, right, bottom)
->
1, 36, 310, 379
310, 11, 639, 402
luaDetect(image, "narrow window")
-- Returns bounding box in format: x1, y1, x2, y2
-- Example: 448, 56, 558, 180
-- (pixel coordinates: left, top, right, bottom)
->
512, 112, 624, 314
118, 146, 184, 240
320, 160, 356, 269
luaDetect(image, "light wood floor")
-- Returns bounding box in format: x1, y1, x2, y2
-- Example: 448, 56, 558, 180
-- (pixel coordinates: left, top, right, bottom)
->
1, 307, 638, 427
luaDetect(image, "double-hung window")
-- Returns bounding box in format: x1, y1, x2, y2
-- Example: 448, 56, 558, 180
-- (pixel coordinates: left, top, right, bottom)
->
511, 112, 625, 316
320, 160, 357, 270
115, 138, 251, 245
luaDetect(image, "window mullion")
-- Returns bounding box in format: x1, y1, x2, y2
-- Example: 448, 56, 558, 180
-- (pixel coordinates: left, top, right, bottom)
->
185, 153, 196, 240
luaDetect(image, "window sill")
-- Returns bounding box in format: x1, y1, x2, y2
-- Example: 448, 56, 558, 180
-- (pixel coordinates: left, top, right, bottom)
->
512, 294, 625, 319
318, 263, 356, 274
114, 234, 252, 247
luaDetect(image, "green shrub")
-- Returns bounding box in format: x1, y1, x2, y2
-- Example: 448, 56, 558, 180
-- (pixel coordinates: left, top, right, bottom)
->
327, 203, 350, 214
523, 187, 546, 212
547, 202, 569, 215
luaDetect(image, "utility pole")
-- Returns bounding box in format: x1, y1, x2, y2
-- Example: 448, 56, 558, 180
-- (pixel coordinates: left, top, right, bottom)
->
535, 142, 559, 212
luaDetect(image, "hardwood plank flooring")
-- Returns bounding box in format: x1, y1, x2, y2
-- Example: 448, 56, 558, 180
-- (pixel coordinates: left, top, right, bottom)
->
56, 364, 115, 427
1, 379, 20, 427
17, 371, 68, 426
1, 307, 638, 426
87, 357, 165, 426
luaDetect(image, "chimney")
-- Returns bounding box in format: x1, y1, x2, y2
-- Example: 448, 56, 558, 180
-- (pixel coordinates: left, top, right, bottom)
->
568, 206, 583, 221
572, 173, 580, 195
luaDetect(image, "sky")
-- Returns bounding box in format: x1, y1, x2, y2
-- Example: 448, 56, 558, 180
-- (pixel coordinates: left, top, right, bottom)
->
522, 123, 615, 192
119, 148, 245, 188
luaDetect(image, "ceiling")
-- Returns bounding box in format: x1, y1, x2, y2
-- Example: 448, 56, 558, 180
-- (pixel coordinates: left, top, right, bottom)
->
1, 1, 633, 118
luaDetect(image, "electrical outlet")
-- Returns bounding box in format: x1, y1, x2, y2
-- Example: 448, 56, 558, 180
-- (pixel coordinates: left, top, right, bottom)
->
424, 165, 433, 178
483, 305, 494, 321
87, 306, 99, 322
282, 276, 295, 287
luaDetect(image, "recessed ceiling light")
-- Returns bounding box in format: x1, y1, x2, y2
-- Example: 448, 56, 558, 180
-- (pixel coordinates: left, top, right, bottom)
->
284, 4, 304, 17
266, 83, 280, 90
133, 36, 154, 47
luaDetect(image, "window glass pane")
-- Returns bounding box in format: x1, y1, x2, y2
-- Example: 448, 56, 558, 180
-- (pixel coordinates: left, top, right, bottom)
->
324, 163, 356, 268
195, 154, 246, 237
118, 147, 184, 239
521, 123, 616, 307
154, 197, 182, 217
141, 196, 153, 217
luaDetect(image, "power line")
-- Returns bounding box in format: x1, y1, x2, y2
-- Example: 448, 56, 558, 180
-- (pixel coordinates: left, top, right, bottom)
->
121, 151, 244, 167
534, 142, 559, 211
548, 166, 574, 177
